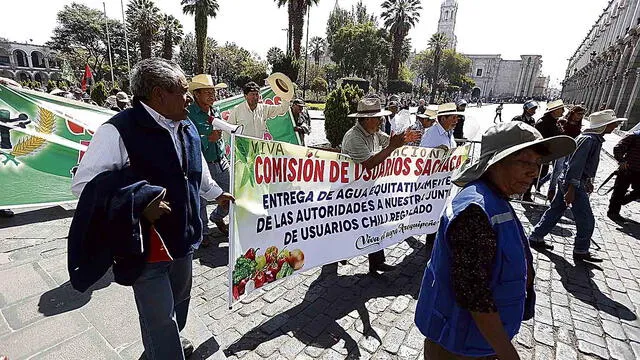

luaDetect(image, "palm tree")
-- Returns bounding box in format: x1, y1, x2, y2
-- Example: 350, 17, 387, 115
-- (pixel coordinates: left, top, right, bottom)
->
160, 15, 184, 60
182, 0, 219, 74
381, 0, 422, 80
275, 0, 320, 59
309, 36, 326, 65
428, 32, 448, 103
126, 0, 162, 60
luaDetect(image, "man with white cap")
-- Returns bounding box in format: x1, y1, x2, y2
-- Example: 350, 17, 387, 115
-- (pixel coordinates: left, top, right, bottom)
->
529, 110, 626, 262
453, 98, 467, 140
341, 97, 421, 274
187, 74, 230, 241
512, 100, 539, 127
228, 81, 290, 139
415, 122, 575, 359
419, 103, 460, 150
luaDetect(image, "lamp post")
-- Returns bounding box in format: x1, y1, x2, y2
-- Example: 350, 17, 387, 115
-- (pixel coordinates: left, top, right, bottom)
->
302, 4, 311, 100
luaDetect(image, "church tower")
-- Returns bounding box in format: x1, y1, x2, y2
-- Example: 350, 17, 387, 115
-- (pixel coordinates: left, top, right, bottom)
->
437, 0, 458, 50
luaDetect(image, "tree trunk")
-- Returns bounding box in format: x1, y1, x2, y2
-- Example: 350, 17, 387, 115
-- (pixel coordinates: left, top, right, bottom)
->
195, 11, 208, 74
140, 31, 152, 59
388, 34, 403, 81
287, 2, 294, 55
430, 51, 441, 103
162, 30, 173, 60
292, 1, 305, 59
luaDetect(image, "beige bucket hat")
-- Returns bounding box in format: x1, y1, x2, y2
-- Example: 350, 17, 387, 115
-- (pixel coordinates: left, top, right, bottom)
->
583, 109, 626, 133
545, 99, 565, 114
452, 122, 576, 187
348, 97, 392, 118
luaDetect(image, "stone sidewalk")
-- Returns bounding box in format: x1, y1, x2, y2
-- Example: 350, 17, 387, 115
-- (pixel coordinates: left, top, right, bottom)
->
1, 146, 640, 359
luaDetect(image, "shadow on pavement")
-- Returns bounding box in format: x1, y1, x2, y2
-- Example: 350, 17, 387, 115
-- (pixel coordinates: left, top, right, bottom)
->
193, 236, 229, 269
37, 270, 112, 316
224, 237, 431, 359
0, 206, 75, 229
609, 218, 640, 239
538, 249, 637, 321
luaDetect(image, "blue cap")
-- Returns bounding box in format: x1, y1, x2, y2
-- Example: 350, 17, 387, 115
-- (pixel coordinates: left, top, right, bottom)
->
524, 100, 538, 110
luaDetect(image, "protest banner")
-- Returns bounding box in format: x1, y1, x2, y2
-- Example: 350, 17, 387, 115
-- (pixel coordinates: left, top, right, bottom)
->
228, 135, 470, 304
0, 84, 299, 209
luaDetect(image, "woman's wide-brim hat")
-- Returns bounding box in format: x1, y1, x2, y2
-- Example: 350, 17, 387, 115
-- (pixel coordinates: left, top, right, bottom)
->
545, 99, 565, 113
452, 122, 576, 187
348, 97, 392, 118
437, 102, 465, 117
584, 109, 626, 133
189, 74, 224, 92
266, 72, 294, 102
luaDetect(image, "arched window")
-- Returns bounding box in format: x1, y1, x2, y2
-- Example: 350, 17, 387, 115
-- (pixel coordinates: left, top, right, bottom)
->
31, 51, 45, 68
14, 50, 28, 67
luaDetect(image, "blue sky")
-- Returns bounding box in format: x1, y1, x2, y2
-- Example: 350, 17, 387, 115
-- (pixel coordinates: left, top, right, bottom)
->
1, 0, 605, 87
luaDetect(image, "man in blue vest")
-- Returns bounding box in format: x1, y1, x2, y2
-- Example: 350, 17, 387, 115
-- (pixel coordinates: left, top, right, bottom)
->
415, 122, 575, 359
72, 58, 234, 360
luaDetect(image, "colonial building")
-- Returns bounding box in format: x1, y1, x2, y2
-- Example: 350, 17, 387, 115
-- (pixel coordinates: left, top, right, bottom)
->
562, 0, 640, 129
437, 0, 458, 50
432, 0, 547, 99
0, 41, 62, 84
465, 54, 543, 99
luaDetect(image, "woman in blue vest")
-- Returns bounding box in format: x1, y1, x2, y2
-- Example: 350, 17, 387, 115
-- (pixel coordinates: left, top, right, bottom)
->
415, 122, 575, 359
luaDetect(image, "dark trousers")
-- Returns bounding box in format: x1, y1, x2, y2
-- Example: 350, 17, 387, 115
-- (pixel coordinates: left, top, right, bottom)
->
608, 170, 640, 215
368, 250, 385, 267
133, 254, 193, 360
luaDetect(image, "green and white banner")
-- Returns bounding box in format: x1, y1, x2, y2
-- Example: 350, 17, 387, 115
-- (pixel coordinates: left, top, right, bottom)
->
228, 135, 470, 304
0, 84, 112, 209
0, 84, 299, 209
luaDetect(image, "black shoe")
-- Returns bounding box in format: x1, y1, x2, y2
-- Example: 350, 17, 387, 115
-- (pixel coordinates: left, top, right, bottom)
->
573, 252, 603, 263
522, 194, 533, 202
607, 212, 629, 224
181, 337, 194, 358
530, 241, 554, 250
0, 209, 14, 218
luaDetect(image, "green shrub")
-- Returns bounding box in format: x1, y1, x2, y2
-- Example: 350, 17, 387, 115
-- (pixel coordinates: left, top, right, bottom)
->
324, 84, 363, 147
387, 80, 413, 94
90, 81, 107, 105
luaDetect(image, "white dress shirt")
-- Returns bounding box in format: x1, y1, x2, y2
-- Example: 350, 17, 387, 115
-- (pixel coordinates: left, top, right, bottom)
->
419, 121, 456, 149
227, 100, 290, 138
71, 102, 223, 201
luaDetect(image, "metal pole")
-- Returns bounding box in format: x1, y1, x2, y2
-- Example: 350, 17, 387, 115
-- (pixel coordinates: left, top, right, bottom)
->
302, 4, 310, 99
103, 2, 115, 86
121, 0, 131, 78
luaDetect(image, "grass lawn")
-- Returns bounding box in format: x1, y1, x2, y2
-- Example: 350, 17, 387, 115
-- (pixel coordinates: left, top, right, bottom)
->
307, 103, 325, 111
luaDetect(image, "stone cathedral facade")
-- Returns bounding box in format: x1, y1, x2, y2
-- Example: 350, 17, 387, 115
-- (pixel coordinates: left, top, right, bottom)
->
562, 0, 640, 130
434, 0, 547, 100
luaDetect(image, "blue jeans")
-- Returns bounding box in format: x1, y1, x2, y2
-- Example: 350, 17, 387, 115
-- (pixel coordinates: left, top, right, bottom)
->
529, 182, 594, 254
548, 157, 566, 195
132, 254, 193, 360
200, 159, 230, 235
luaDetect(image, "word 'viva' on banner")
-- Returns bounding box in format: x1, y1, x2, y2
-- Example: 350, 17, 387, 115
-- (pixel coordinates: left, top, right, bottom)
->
228, 135, 470, 304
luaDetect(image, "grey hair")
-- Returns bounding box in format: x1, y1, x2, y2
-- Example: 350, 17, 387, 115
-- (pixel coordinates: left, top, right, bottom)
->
130, 58, 186, 100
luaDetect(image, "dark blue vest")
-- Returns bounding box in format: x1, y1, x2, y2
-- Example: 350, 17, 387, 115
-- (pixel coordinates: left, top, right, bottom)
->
107, 102, 203, 259
414, 180, 532, 357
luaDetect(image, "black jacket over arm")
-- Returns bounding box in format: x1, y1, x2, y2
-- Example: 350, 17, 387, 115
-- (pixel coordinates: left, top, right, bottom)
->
67, 167, 165, 292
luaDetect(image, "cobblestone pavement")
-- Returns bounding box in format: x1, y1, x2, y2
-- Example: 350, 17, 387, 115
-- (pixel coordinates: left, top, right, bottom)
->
2, 132, 640, 359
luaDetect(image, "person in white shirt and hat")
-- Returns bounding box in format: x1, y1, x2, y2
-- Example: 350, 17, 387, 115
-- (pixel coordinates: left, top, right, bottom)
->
529, 110, 625, 262
341, 97, 421, 274
228, 75, 291, 140
419, 103, 461, 150
407, 109, 437, 147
